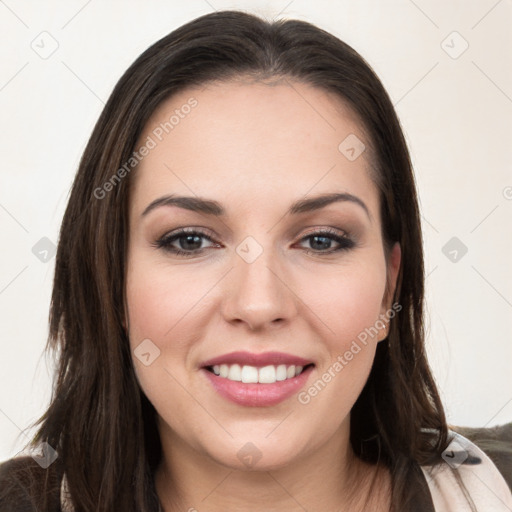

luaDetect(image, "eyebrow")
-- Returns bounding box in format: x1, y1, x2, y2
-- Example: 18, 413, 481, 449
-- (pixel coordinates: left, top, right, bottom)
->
141, 192, 371, 220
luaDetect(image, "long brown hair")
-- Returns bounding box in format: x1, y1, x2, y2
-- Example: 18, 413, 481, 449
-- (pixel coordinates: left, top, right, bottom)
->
7, 10, 452, 511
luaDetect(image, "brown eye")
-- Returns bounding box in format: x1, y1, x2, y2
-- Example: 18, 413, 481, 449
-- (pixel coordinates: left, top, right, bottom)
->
153, 229, 218, 257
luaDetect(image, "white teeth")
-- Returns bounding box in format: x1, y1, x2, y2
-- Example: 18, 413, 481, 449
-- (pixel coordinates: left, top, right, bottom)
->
219, 364, 229, 378
286, 365, 296, 379
227, 363, 242, 381
258, 365, 276, 384
276, 364, 287, 381
241, 365, 258, 383
210, 363, 308, 383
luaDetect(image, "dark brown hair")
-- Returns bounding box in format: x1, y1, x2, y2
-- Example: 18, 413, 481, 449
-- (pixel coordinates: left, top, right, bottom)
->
3, 9, 455, 511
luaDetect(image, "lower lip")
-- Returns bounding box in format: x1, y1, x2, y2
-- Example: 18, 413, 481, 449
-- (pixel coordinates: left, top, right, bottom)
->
201, 365, 314, 407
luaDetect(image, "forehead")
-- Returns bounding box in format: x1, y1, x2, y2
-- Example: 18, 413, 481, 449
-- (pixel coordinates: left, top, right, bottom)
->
129, 79, 379, 219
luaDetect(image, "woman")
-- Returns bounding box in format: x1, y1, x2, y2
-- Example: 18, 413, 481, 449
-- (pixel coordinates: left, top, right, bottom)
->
1, 10, 510, 512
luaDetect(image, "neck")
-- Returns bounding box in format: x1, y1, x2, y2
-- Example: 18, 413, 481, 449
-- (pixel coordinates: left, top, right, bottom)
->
154, 418, 389, 512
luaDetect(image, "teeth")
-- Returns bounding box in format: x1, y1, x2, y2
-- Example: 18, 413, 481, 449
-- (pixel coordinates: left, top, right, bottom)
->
241, 365, 258, 383
276, 364, 287, 381
258, 365, 276, 384
209, 363, 307, 384
228, 363, 242, 381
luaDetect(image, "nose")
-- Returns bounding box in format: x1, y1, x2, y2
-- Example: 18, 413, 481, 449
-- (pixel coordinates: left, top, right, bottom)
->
220, 243, 298, 331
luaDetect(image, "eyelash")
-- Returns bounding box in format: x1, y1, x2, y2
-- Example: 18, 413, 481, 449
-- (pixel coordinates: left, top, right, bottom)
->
152, 227, 355, 257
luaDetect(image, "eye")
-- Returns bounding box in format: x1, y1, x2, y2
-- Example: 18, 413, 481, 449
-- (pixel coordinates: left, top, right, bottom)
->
153, 227, 355, 257
152, 228, 219, 257
297, 228, 355, 254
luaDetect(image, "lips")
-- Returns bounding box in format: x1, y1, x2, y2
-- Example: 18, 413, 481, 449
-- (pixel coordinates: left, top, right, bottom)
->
200, 351, 315, 407
201, 351, 314, 368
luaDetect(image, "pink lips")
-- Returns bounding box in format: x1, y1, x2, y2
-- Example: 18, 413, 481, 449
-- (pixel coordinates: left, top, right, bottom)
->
201, 351, 313, 368
200, 351, 315, 407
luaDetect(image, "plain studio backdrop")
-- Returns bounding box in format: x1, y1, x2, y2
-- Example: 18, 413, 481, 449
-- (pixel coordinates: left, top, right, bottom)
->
0, 0, 511, 461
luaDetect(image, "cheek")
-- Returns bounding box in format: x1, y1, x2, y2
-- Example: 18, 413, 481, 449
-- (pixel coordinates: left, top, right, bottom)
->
296, 269, 386, 426
125, 258, 199, 348
303, 259, 387, 348
125, 260, 204, 420
125, 258, 190, 397
298, 259, 387, 396
125, 254, 223, 401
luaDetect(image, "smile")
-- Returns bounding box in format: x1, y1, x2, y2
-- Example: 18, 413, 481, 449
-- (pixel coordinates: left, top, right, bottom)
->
200, 351, 316, 407
207, 363, 310, 383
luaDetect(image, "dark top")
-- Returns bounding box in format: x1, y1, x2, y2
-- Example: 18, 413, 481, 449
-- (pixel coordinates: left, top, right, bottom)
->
0, 455, 63, 512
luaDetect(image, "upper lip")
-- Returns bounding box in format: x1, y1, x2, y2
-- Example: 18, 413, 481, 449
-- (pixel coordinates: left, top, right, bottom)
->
201, 351, 314, 368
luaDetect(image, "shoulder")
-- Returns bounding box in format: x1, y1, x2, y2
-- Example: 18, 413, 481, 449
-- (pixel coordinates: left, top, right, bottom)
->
451, 422, 512, 490
0, 455, 62, 512
420, 430, 512, 511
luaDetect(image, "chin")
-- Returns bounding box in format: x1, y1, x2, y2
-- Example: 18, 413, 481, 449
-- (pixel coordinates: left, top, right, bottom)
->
201, 433, 310, 473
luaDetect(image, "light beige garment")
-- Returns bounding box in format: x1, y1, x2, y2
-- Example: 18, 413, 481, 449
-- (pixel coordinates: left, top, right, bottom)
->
421, 431, 512, 511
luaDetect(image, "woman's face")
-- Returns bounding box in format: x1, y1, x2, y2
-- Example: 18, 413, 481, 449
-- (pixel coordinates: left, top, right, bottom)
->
125, 79, 400, 471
